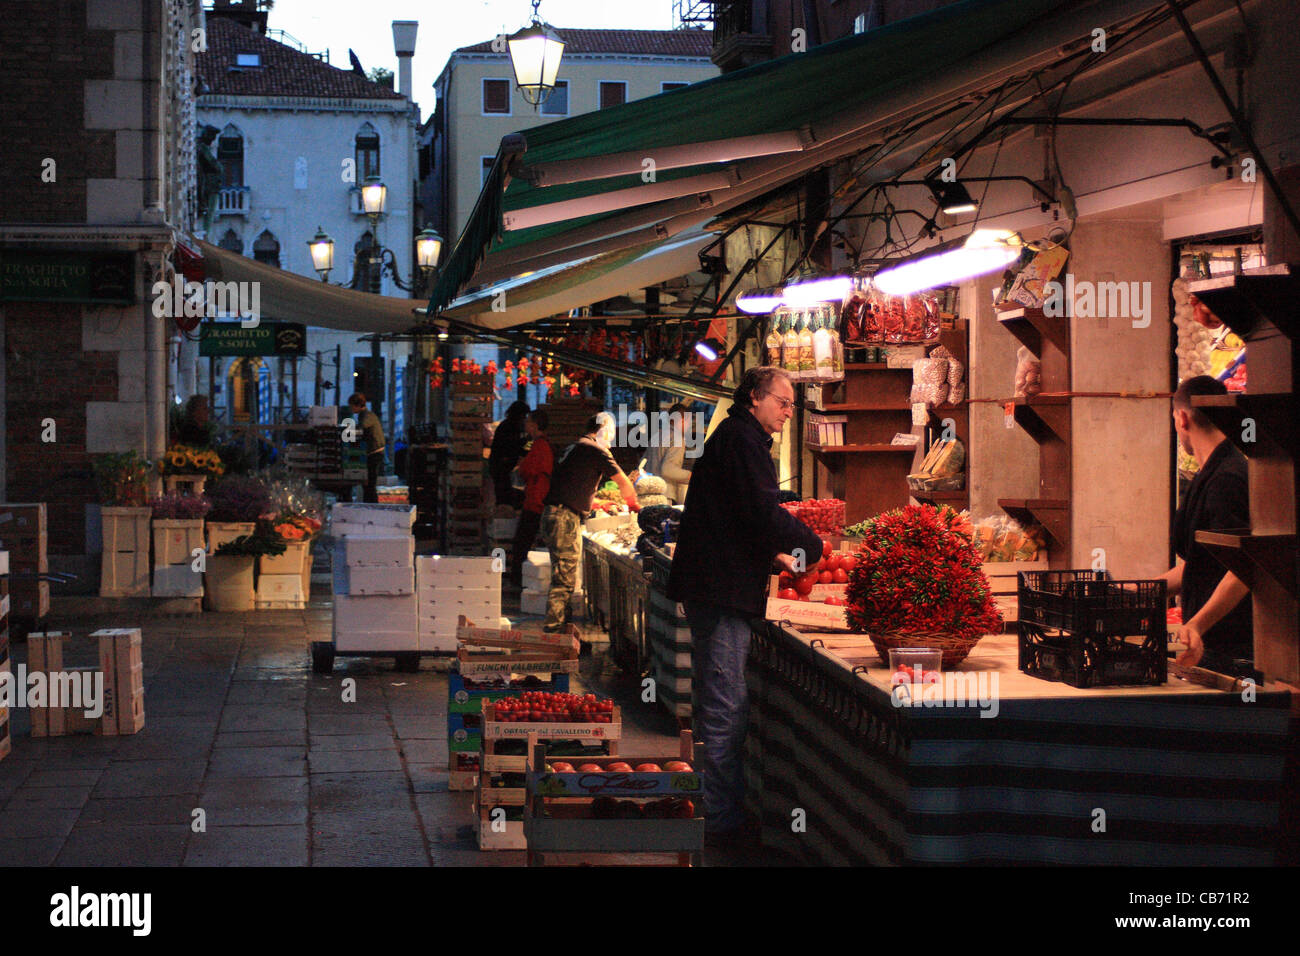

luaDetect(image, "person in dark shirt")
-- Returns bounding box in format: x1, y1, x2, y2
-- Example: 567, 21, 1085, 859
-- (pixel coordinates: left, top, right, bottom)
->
489, 400, 530, 509
540, 412, 638, 631
348, 392, 385, 504
667, 366, 824, 841
1161, 375, 1252, 674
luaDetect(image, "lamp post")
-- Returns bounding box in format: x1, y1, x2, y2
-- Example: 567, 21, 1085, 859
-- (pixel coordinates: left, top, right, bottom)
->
305, 223, 442, 295
507, 0, 565, 109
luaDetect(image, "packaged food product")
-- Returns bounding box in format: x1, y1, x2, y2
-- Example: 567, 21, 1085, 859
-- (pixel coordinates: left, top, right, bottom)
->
1014, 345, 1042, 399
910, 356, 949, 407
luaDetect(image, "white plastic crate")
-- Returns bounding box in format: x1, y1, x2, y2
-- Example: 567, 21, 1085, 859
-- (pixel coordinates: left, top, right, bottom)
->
152, 564, 203, 598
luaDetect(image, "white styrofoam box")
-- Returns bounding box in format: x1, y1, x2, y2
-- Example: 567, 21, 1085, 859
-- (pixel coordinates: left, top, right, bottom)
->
416, 554, 497, 576
418, 586, 499, 606
525, 550, 550, 568
336, 534, 414, 568
152, 563, 203, 597
522, 565, 549, 585
520, 588, 547, 616
419, 605, 498, 630
0, 549, 8, 576
417, 629, 458, 653
333, 592, 417, 634
333, 626, 419, 653
308, 405, 338, 426
334, 563, 415, 596
330, 503, 417, 530
257, 573, 305, 604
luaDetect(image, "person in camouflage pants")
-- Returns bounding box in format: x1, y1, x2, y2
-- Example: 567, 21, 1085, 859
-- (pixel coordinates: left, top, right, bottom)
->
540, 503, 583, 629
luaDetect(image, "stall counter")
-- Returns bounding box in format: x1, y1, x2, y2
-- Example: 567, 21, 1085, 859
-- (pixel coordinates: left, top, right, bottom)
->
744, 621, 1295, 865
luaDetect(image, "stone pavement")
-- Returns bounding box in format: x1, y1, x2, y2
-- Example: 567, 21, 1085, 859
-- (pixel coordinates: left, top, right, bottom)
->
0, 592, 779, 867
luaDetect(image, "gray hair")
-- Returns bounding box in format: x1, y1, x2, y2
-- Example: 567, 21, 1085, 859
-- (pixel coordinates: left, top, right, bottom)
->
733, 365, 792, 408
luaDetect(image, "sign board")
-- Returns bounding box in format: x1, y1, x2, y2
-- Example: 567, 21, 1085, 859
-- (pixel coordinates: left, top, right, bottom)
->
198, 321, 306, 357
0, 251, 135, 304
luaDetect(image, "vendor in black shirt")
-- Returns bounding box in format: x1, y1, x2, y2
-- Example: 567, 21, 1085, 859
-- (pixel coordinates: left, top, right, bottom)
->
1160, 376, 1253, 674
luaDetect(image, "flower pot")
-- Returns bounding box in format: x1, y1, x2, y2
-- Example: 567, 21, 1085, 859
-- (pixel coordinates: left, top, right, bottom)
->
207, 521, 255, 553
164, 474, 207, 497
204, 554, 255, 612
258, 539, 308, 576
152, 518, 205, 569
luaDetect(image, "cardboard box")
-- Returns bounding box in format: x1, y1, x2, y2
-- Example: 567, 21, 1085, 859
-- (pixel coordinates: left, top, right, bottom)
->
0, 503, 46, 535
308, 405, 338, 426
152, 564, 204, 598
11, 582, 50, 618
330, 503, 416, 530
336, 535, 414, 568
764, 578, 850, 631
333, 593, 416, 633
334, 563, 415, 596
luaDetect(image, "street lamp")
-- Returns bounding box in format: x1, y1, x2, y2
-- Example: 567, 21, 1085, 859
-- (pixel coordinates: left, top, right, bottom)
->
415, 228, 444, 274
308, 226, 335, 281
360, 176, 388, 228
508, 0, 565, 108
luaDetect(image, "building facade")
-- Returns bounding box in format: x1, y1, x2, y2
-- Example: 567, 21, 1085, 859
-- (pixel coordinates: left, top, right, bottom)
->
0, 0, 202, 590
194, 6, 420, 433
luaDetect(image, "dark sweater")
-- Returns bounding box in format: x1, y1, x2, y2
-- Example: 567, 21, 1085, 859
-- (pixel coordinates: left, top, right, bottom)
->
667, 405, 822, 617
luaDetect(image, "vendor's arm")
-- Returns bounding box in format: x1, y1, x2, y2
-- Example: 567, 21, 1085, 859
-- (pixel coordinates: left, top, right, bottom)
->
611, 467, 639, 511
727, 437, 821, 564
1176, 570, 1250, 667
1158, 560, 1184, 597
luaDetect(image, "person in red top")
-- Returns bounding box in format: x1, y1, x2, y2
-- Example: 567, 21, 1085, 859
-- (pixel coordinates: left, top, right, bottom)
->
510, 409, 553, 588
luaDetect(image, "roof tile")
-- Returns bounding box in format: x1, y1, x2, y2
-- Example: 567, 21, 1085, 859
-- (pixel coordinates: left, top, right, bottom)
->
456, 28, 712, 58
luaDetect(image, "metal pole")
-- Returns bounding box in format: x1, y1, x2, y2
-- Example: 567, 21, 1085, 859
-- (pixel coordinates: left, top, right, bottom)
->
314, 350, 322, 407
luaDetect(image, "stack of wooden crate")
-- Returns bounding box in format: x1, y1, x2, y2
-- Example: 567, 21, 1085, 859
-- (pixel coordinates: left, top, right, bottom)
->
447, 374, 494, 555
0, 503, 52, 620
539, 397, 601, 455
27, 629, 145, 737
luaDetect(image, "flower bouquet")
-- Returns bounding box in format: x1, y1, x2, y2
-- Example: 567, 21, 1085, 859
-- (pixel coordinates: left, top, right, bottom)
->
149, 493, 212, 520
157, 444, 225, 478
93, 450, 152, 506
844, 504, 1003, 666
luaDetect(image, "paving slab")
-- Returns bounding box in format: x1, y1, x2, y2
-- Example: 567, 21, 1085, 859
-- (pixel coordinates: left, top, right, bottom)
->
55, 823, 189, 867
92, 759, 207, 799
397, 740, 448, 764
22, 768, 105, 789
207, 746, 307, 778
77, 795, 199, 826
0, 806, 83, 839
198, 776, 309, 826
183, 825, 309, 867
307, 748, 403, 774
308, 733, 396, 752
214, 730, 307, 749
6, 786, 95, 810
0, 836, 66, 866
306, 713, 392, 736
218, 704, 307, 734
308, 772, 412, 812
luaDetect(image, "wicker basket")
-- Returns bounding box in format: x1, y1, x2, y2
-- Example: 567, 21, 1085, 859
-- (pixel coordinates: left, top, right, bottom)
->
869, 629, 983, 668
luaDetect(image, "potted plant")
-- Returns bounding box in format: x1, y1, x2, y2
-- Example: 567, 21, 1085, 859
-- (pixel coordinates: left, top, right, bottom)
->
156, 443, 225, 496
204, 474, 272, 552
149, 493, 210, 597
94, 450, 154, 597
205, 521, 286, 612
264, 476, 325, 597
845, 504, 1003, 667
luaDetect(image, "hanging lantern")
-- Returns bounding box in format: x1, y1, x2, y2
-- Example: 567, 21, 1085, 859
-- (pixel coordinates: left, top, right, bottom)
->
507, 1, 566, 109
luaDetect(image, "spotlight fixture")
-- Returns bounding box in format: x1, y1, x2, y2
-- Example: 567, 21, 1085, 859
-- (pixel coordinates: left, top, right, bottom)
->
926, 178, 978, 215
694, 337, 725, 361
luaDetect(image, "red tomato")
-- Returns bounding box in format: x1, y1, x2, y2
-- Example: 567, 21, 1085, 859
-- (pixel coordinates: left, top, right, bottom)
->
794, 575, 816, 596
839, 555, 858, 574
778, 588, 800, 600
577, 763, 604, 773
664, 761, 692, 772
822, 540, 833, 559
607, 762, 634, 773
674, 799, 695, 819
550, 762, 575, 773
823, 596, 844, 606
635, 763, 662, 773
822, 554, 840, 573
832, 568, 849, 583
818, 570, 833, 584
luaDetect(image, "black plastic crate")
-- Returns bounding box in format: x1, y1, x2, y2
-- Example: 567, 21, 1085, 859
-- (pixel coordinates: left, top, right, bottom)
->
1017, 570, 1167, 688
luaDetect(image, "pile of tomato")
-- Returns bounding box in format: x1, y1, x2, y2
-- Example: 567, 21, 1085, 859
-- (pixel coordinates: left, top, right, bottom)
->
491, 692, 615, 723
777, 540, 859, 603
780, 498, 846, 533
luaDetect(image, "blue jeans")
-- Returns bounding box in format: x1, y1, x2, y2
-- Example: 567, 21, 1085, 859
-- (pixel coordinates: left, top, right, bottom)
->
684, 602, 752, 833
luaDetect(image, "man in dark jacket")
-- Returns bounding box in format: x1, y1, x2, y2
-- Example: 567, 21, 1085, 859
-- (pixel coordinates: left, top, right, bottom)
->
489, 400, 530, 509
667, 366, 823, 841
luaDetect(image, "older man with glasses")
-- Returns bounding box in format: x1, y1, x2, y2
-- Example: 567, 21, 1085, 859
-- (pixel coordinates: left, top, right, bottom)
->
667, 365, 823, 846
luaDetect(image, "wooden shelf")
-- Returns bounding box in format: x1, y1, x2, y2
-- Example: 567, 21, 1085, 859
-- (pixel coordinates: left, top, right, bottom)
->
842, 362, 889, 370
1195, 531, 1298, 596
1191, 393, 1296, 459
1013, 398, 1071, 446
911, 490, 969, 504
996, 306, 1069, 355
820, 401, 912, 412
998, 498, 1070, 553
1187, 265, 1297, 341
808, 443, 918, 454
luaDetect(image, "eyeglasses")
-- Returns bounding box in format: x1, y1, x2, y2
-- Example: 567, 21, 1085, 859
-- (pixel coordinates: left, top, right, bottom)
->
762, 393, 796, 411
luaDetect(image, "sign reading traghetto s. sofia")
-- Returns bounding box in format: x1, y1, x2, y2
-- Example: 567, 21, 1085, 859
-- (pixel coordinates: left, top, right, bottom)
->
198, 321, 306, 357
0, 251, 135, 304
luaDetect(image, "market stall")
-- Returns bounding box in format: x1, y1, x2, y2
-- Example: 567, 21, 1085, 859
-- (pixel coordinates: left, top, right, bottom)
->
744, 621, 1293, 866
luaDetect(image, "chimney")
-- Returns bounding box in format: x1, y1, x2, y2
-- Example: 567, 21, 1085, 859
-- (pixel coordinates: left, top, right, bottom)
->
392, 21, 418, 99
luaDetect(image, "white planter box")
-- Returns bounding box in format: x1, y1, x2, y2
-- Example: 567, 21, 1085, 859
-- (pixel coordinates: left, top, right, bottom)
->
102, 506, 152, 554
256, 572, 305, 608
153, 563, 203, 597
152, 518, 205, 568
101, 548, 151, 598
207, 522, 255, 553
259, 540, 309, 576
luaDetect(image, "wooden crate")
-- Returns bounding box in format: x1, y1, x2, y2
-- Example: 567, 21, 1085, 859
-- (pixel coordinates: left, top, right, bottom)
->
28, 630, 144, 737
523, 731, 704, 866
163, 474, 207, 497
981, 558, 1049, 625
101, 506, 150, 553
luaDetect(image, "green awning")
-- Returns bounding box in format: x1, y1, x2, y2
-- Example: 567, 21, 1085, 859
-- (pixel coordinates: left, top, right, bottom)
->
429, 0, 1162, 314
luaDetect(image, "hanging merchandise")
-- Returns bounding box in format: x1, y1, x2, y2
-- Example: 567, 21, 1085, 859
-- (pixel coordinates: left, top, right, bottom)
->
840, 279, 867, 343
765, 309, 784, 367
828, 305, 845, 379
783, 312, 801, 377
797, 310, 815, 379
884, 295, 905, 345
812, 306, 834, 381
864, 287, 885, 341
